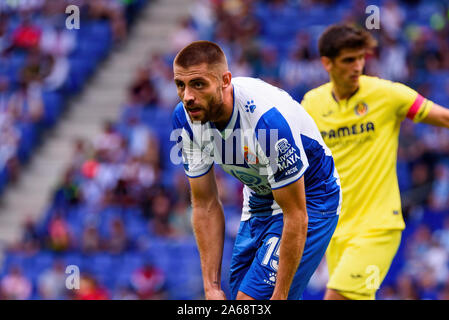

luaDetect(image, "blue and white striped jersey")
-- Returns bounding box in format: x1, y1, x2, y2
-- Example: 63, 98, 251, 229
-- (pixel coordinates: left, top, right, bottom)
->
172, 77, 341, 221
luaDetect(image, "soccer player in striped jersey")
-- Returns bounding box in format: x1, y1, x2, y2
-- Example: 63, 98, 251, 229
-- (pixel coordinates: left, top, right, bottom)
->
301, 24, 449, 300
172, 41, 341, 300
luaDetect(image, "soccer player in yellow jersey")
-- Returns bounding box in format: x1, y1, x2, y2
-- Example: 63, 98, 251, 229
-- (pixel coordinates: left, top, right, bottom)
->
301, 24, 449, 300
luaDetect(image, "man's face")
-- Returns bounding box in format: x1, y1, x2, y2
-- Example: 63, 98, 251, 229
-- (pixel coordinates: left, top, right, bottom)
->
322, 48, 366, 89
173, 63, 224, 123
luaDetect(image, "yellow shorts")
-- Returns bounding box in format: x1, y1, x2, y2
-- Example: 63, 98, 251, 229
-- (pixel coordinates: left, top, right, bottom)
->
326, 229, 402, 300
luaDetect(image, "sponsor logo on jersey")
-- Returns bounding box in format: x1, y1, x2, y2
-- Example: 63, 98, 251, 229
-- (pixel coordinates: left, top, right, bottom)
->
275, 138, 291, 155
320, 121, 375, 139
245, 100, 256, 113
229, 169, 262, 187
263, 272, 277, 286
274, 138, 301, 172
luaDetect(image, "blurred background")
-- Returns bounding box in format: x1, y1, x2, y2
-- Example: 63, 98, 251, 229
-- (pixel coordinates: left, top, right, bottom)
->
0, 0, 448, 300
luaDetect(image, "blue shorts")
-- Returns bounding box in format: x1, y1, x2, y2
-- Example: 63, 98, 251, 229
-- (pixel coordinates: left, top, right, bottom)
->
229, 212, 338, 300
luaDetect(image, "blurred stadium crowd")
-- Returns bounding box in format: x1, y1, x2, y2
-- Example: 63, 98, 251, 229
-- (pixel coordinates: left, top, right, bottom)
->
0, 0, 449, 300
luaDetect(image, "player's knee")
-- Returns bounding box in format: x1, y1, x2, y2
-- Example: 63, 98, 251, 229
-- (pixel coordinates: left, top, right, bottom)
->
236, 291, 256, 300
324, 288, 349, 300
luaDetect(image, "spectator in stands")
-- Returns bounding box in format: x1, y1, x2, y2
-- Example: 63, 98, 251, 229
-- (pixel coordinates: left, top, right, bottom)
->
130, 261, 167, 300
106, 217, 128, 254
416, 268, 439, 300
258, 46, 281, 86
53, 168, 83, 208
18, 216, 42, 253
75, 273, 109, 300
143, 59, 178, 109
0, 112, 21, 183
0, 76, 9, 111
170, 201, 193, 238
378, 34, 409, 82
149, 191, 177, 238
171, 18, 199, 54
396, 274, 419, 300
380, 0, 405, 39
428, 162, 449, 211
401, 224, 447, 297
11, 14, 41, 52
438, 280, 449, 300
112, 284, 138, 300
407, 30, 439, 73
423, 238, 449, 285
0, 14, 11, 55
81, 223, 102, 254
71, 138, 91, 171
87, 0, 127, 43
80, 167, 103, 210
379, 285, 400, 300
434, 217, 449, 252
130, 67, 159, 108
405, 162, 433, 214
94, 121, 124, 163
0, 265, 32, 300
40, 20, 75, 91
38, 259, 68, 300
229, 51, 252, 78
126, 117, 157, 160
7, 75, 45, 125
46, 211, 73, 252
170, 172, 193, 237
189, 0, 215, 40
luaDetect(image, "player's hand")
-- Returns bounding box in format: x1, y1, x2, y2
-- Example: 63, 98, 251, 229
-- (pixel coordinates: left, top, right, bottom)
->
205, 288, 227, 300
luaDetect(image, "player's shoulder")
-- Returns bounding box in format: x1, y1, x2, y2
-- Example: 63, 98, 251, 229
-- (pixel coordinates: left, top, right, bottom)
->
360, 75, 414, 96
172, 101, 188, 128
232, 76, 275, 104
303, 81, 332, 103
172, 101, 196, 140
232, 77, 287, 121
360, 75, 393, 88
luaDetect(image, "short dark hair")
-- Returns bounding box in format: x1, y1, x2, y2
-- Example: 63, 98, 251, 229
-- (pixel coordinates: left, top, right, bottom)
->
318, 24, 377, 59
174, 40, 228, 69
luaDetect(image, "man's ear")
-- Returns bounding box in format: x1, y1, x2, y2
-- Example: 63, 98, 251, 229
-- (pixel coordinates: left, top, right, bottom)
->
320, 56, 332, 73
222, 71, 232, 88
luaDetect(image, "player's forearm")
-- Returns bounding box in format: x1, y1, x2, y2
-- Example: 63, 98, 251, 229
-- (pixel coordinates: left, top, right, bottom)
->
271, 210, 308, 300
191, 200, 226, 294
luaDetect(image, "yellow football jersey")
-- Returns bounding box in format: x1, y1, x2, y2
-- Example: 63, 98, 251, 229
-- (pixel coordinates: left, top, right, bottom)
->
302, 75, 433, 237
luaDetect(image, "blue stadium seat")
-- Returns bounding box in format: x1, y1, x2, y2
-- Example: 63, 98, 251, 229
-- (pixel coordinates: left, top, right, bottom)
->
42, 90, 63, 127
33, 251, 55, 273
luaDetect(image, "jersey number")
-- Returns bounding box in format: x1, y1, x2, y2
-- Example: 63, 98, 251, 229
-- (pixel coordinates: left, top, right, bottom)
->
262, 236, 280, 271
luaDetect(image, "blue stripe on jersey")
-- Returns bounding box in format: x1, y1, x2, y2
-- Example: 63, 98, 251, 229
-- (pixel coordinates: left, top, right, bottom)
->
255, 107, 304, 183
248, 192, 274, 215
300, 134, 340, 215
172, 102, 193, 140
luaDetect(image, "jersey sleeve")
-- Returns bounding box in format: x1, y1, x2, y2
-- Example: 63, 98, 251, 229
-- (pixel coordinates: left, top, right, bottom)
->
255, 107, 309, 190
392, 82, 433, 123
172, 103, 213, 178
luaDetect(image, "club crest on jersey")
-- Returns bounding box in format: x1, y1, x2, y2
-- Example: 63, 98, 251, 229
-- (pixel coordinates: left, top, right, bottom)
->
275, 138, 291, 155
244, 146, 259, 164
354, 101, 368, 116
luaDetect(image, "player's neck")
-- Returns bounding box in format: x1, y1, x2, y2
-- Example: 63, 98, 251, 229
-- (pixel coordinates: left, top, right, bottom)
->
212, 85, 234, 131
331, 83, 359, 101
